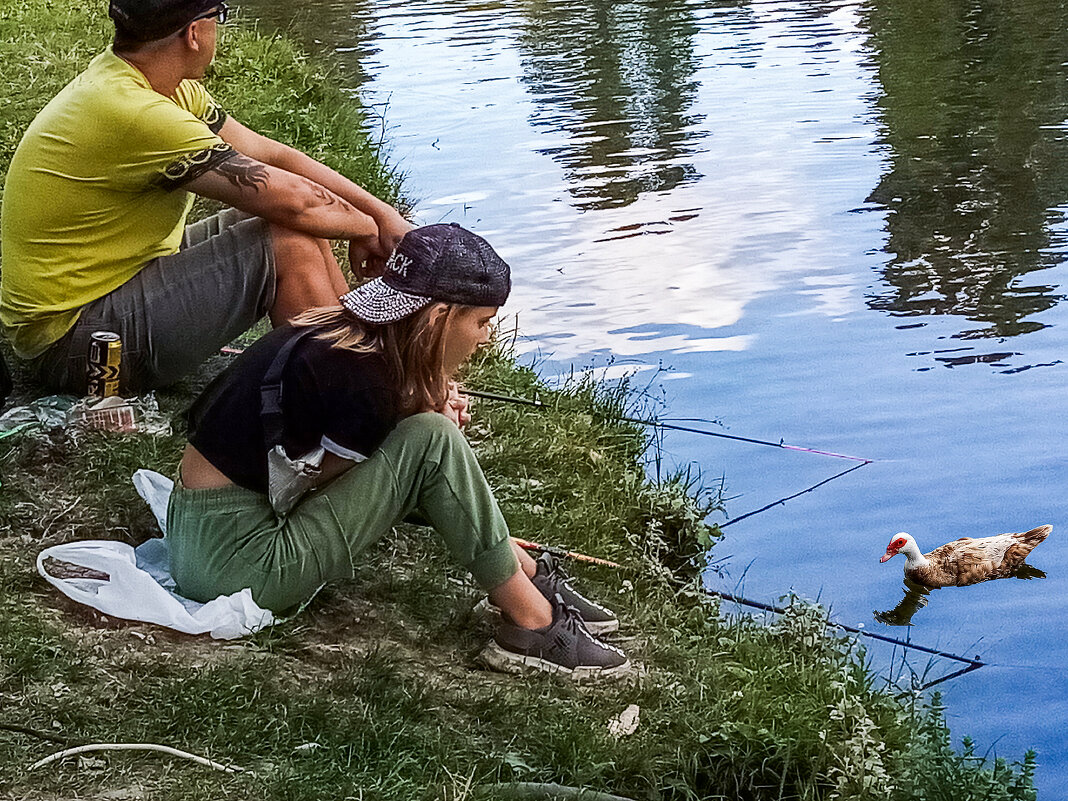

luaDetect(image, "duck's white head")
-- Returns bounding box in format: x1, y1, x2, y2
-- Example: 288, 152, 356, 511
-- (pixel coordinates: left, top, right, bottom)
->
880, 532, 916, 563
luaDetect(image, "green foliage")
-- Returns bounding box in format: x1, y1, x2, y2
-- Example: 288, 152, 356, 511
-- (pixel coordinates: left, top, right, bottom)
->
462, 345, 723, 580
0, 1, 112, 190
896, 694, 1038, 801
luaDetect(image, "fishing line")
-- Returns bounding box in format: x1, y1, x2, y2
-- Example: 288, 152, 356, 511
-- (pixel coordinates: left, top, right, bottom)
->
513, 534, 981, 689
466, 389, 875, 463
213, 355, 980, 689
468, 386, 876, 526
469, 388, 994, 689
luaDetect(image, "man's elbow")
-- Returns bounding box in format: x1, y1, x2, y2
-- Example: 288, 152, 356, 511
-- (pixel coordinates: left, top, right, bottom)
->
269, 192, 321, 226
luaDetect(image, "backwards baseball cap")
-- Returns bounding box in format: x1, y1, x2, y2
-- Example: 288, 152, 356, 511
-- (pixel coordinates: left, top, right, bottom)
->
340, 224, 511, 324
108, 0, 221, 43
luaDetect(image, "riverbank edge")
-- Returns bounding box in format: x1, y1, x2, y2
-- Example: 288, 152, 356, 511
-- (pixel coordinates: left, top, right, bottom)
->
0, 5, 1038, 800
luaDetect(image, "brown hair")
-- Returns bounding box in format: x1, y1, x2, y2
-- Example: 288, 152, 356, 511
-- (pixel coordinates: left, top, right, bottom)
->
291, 304, 466, 416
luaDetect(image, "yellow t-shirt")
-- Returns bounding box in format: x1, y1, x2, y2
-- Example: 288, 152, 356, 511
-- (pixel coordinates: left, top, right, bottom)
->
0, 48, 234, 358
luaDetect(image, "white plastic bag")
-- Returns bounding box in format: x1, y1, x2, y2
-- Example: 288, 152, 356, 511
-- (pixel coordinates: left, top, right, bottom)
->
34, 470, 274, 639
37, 541, 273, 639
133, 468, 173, 535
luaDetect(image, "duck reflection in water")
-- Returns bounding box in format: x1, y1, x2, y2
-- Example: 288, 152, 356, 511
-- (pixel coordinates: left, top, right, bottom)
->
875, 577, 930, 627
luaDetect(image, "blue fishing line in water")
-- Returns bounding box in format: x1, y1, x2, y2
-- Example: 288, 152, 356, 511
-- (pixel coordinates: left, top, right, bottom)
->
711, 589, 985, 689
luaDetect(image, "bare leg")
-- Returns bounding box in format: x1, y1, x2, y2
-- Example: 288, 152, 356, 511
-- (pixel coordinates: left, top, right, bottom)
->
511, 539, 537, 578
488, 568, 552, 629
318, 238, 350, 296
268, 225, 348, 325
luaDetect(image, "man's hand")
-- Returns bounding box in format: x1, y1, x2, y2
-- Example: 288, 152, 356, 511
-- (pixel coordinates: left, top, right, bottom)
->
348, 239, 378, 279
438, 382, 472, 430
372, 205, 412, 257
353, 205, 412, 278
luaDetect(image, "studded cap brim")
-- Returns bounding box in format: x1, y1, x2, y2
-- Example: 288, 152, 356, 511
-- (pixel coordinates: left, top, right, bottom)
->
339, 279, 432, 324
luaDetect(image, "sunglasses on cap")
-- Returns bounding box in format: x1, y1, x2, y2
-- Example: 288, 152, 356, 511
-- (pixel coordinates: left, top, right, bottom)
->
190, 2, 228, 25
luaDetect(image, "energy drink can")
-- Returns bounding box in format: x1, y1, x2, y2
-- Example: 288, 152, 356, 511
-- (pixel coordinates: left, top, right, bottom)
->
87, 331, 122, 398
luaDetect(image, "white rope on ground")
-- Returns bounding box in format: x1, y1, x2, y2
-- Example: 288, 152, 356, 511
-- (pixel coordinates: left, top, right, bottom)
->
29, 743, 250, 774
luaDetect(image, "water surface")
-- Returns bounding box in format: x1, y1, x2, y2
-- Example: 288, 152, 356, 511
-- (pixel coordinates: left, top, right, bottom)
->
236, 0, 1068, 790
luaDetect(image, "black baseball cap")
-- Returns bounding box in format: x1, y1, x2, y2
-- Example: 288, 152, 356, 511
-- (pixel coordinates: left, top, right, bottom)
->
108, 0, 221, 43
340, 224, 511, 323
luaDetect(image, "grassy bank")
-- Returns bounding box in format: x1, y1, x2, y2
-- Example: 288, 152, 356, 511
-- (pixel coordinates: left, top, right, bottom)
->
0, 3, 1039, 799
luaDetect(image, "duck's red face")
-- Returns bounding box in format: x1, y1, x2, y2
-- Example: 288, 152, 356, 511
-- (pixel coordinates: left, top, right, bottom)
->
880, 535, 908, 563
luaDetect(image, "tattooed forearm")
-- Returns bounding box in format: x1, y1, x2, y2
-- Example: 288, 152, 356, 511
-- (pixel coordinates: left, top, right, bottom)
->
214, 155, 270, 191
309, 183, 357, 213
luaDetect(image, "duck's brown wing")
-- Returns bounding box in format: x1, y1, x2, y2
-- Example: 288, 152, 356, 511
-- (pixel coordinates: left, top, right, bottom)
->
920, 528, 1052, 585
923, 538, 999, 586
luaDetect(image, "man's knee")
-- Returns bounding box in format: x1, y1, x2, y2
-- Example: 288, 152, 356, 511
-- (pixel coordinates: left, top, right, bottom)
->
269, 224, 327, 272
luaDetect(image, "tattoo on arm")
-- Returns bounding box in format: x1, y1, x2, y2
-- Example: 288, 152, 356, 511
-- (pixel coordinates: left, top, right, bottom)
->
309, 183, 357, 213
215, 155, 270, 192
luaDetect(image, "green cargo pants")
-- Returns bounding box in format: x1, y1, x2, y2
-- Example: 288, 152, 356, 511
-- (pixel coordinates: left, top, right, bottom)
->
166, 412, 520, 613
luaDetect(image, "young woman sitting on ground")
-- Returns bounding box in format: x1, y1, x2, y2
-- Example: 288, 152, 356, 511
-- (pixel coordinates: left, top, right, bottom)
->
167, 223, 629, 680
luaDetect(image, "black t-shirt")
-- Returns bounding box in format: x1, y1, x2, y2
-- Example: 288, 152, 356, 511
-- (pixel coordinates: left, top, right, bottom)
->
187, 324, 402, 493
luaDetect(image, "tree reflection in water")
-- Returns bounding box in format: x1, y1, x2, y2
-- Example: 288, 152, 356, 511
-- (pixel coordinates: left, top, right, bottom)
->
514, 0, 718, 210
859, 0, 1068, 343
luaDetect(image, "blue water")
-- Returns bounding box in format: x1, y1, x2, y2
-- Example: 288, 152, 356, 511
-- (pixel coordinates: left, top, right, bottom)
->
238, 0, 1068, 791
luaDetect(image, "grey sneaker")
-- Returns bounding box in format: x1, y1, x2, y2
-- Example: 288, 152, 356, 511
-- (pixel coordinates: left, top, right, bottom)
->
479, 594, 631, 682
532, 552, 619, 634
474, 551, 620, 635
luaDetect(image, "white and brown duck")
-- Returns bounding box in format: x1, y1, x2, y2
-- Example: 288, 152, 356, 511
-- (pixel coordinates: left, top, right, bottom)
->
879, 525, 1052, 589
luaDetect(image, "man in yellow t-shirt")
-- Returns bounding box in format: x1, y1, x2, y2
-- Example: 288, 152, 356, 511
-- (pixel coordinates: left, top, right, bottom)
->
0, 0, 411, 393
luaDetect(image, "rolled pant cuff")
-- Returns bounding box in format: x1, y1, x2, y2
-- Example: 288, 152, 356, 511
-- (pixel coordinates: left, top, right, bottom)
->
467, 537, 520, 590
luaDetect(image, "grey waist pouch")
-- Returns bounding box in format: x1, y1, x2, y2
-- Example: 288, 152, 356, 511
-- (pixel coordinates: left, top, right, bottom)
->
266, 444, 325, 516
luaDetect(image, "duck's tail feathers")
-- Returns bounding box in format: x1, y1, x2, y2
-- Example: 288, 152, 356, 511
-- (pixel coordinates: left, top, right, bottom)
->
1016, 525, 1052, 548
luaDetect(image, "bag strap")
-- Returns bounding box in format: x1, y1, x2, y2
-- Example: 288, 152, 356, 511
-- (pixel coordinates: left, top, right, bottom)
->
260, 327, 317, 449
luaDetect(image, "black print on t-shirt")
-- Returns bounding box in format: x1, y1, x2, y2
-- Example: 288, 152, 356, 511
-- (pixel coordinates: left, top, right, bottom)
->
158, 143, 238, 191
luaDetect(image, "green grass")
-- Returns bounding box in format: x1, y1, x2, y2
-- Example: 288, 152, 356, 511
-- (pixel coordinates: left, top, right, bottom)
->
0, 2, 1041, 800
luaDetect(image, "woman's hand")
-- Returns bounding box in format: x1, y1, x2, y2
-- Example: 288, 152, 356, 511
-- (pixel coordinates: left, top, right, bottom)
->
439, 381, 472, 429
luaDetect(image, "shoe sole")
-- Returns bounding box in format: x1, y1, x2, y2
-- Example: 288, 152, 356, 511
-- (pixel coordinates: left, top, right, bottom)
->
477, 641, 633, 683
473, 597, 620, 636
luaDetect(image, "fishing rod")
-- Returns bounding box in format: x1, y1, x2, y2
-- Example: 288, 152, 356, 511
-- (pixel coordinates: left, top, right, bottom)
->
720, 461, 869, 528
218, 350, 874, 464
516, 535, 982, 690
514, 538, 622, 568
471, 389, 976, 688
710, 589, 985, 690
465, 389, 874, 464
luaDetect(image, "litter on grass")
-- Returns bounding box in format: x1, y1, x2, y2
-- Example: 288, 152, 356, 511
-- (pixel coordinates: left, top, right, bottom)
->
0, 394, 171, 438
36, 470, 273, 639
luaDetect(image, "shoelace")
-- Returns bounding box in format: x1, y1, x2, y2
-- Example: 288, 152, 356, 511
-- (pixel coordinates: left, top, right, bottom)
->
543, 556, 574, 592
554, 597, 626, 658
558, 600, 584, 635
